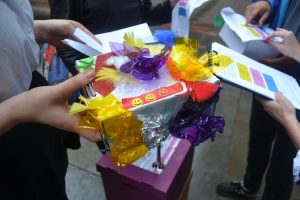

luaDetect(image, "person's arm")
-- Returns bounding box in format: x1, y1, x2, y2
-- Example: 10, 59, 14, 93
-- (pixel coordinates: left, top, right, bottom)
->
265, 28, 300, 63
33, 19, 100, 49
256, 92, 300, 148
0, 70, 102, 142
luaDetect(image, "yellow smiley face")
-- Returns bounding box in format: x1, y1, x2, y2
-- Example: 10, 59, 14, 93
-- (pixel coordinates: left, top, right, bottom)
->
132, 98, 143, 106
145, 93, 156, 102
158, 88, 169, 96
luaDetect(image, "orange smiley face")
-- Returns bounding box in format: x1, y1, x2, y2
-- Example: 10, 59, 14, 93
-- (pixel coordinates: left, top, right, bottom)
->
158, 88, 169, 96
145, 93, 156, 102
132, 98, 143, 106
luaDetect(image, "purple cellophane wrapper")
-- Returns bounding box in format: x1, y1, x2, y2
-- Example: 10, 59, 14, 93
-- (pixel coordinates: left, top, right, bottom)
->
119, 47, 170, 81
110, 42, 149, 58
169, 89, 225, 146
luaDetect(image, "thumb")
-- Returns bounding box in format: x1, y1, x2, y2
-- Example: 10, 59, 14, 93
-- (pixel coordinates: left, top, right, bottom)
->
58, 70, 95, 98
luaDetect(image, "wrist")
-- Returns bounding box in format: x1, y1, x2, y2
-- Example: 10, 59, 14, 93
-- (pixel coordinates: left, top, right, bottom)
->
33, 20, 47, 44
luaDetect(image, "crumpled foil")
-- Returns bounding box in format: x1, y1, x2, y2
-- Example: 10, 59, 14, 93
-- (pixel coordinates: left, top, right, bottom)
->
137, 113, 171, 149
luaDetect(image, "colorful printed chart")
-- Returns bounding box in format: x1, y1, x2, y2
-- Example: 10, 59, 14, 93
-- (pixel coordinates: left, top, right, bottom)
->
212, 42, 300, 109
237, 63, 278, 93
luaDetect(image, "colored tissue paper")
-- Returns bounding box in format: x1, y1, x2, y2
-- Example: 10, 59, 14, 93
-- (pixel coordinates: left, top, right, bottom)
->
76, 56, 97, 72
166, 38, 213, 81
120, 47, 171, 81
154, 30, 177, 47
169, 88, 225, 146
70, 94, 148, 166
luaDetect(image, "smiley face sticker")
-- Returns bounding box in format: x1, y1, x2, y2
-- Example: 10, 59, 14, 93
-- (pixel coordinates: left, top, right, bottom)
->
131, 98, 143, 107
158, 88, 169, 96
145, 93, 157, 102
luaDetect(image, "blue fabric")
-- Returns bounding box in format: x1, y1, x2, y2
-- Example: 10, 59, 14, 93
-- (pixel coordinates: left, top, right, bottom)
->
277, 0, 290, 28
268, 0, 290, 28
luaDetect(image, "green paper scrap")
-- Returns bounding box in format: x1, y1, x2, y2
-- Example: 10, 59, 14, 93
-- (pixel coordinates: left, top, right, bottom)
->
214, 15, 224, 27
76, 56, 97, 72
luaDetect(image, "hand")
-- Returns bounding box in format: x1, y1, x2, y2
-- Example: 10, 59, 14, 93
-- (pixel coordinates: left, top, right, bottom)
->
245, 1, 271, 25
34, 19, 101, 49
265, 28, 300, 63
256, 92, 296, 125
20, 70, 102, 142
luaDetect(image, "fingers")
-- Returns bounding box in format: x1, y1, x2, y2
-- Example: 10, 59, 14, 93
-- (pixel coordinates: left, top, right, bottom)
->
77, 129, 103, 142
57, 70, 95, 98
245, 10, 258, 25
265, 28, 291, 41
245, 1, 270, 25
275, 91, 284, 101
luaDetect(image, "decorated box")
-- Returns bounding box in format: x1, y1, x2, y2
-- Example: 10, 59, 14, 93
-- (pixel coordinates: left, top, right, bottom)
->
70, 26, 226, 167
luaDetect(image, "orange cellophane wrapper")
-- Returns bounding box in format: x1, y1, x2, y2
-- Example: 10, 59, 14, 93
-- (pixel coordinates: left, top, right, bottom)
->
70, 94, 148, 166
166, 38, 213, 82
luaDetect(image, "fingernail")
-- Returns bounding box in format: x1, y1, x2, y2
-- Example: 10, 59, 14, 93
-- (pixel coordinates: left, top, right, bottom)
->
84, 70, 95, 79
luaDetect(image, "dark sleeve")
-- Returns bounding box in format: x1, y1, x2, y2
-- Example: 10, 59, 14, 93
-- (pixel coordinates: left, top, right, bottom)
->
142, 0, 173, 26
48, 0, 83, 22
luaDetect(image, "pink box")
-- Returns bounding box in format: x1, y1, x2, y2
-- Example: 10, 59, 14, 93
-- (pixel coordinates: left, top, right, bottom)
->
96, 140, 194, 200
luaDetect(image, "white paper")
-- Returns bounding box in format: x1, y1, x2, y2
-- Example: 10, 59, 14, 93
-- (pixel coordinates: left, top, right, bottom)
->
62, 39, 101, 56
221, 7, 282, 42
96, 23, 154, 53
171, 0, 210, 37
212, 42, 300, 110
63, 23, 154, 56
73, 28, 105, 53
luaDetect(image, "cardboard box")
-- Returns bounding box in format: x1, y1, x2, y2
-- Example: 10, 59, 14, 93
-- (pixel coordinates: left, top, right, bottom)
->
219, 23, 279, 60
96, 140, 194, 200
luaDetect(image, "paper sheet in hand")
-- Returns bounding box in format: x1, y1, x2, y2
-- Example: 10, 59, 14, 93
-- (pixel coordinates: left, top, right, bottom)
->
95, 23, 154, 53
212, 42, 300, 110
219, 7, 281, 59
171, 0, 210, 37
63, 23, 154, 56
221, 7, 282, 42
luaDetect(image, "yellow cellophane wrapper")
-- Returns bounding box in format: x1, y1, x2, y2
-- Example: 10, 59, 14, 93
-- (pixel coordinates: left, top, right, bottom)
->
166, 38, 213, 81
70, 94, 148, 166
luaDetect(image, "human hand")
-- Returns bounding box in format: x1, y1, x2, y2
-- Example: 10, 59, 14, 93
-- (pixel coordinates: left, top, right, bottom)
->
34, 19, 101, 49
245, 1, 271, 25
21, 70, 102, 142
264, 28, 300, 63
256, 92, 296, 125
